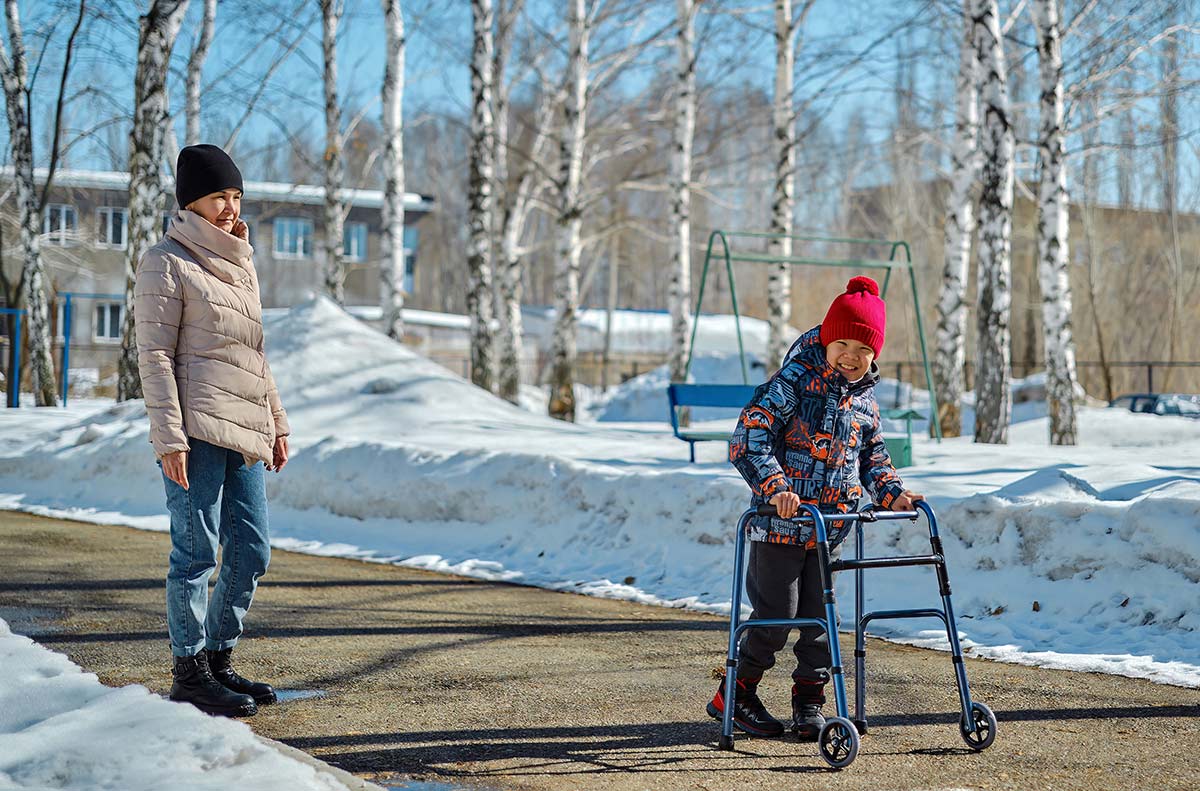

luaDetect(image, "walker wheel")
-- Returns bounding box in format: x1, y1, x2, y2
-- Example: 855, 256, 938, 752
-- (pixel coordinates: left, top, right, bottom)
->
959, 701, 997, 751
818, 716, 860, 769
717, 734, 734, 751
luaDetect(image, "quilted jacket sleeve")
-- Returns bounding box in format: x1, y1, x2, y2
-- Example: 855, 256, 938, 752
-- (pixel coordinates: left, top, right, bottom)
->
859, 398, 905, 508
134, 250, 190, 458
264, 359, 290, 438
728, 360, 809, 500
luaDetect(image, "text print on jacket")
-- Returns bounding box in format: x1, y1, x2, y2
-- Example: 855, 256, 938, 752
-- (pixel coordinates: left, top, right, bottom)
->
729, 326, 905, 548
135, 209, 289, 468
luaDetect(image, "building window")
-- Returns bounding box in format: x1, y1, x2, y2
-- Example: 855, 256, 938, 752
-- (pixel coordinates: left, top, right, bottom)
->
96, 207, 127, 249
274, 217, 313, 259
93, 302, 123, 343
344, 222, 368, 262
44, 204, 77, 244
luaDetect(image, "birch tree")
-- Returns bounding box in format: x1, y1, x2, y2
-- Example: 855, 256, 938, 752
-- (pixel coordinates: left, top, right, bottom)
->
971, 0, 1013, 444
118, 0, 190, 402
766, 0, 798, 368
0, 0, 85, 406
467, 0, 497, 392
1033, 0, 1079, 445
668, 0, 698, 386
320, 0, 345, 305
934, 1, 978, 439
380, 0, 406, 339
547, 0, 589, 421
493, 0, 534, 404
185, 0, 216, 146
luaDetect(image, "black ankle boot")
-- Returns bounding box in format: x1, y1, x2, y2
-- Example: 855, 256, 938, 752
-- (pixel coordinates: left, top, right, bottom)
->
204, 648, 277, 705
171, 653, 258, 717
791, 682, 827, 741
707, 676, 785, 737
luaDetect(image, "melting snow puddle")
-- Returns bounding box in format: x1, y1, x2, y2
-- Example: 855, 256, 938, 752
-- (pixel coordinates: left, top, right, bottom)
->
274, 688, 327, 702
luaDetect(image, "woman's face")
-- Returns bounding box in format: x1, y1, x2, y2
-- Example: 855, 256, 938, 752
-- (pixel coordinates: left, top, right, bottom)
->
187, 189, 242, 233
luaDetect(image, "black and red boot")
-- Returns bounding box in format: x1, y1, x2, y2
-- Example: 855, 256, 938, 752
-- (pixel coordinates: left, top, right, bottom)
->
791, 679, 827, 741
706, 675, 785, 737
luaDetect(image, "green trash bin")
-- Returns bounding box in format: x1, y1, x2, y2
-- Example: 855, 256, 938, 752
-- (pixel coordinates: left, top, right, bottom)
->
881, 408, 924, 468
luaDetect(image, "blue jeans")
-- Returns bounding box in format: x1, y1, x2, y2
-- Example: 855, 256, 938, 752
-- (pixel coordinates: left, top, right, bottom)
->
162, 438, 271, 657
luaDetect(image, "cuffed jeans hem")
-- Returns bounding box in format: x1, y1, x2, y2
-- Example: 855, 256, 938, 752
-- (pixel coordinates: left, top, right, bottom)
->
205, 637, 241, 652
172, 640, 206, 658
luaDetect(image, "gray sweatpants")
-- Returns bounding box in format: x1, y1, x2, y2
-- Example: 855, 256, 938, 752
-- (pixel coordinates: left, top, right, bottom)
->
736, 540, 831, 694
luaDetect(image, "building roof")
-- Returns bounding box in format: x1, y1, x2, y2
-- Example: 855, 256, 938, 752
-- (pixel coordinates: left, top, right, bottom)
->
5, 167, 435, 213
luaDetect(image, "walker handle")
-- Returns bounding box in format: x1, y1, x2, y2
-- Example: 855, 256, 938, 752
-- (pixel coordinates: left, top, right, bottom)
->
755, 504, 778, 517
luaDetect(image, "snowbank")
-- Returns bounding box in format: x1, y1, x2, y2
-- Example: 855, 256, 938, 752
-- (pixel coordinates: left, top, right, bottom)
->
1, 296, 1198, 688
0, 617, 374, 791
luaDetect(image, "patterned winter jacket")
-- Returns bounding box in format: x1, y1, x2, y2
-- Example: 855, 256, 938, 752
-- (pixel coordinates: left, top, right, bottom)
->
729, 326, 905, 548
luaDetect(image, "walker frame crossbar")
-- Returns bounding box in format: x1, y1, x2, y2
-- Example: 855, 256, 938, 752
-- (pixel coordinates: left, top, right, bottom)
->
718, 501, 996, 769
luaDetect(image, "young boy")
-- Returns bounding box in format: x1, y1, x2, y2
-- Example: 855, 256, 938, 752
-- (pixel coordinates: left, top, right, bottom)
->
708, 276, 923, 740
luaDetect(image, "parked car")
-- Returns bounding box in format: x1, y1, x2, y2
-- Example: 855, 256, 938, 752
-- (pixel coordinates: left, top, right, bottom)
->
1108, 393, 1200, 418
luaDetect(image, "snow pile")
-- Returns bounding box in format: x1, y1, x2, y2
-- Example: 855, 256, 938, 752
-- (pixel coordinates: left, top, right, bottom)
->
0, 617, 371, 791
1, 296, 1198, 688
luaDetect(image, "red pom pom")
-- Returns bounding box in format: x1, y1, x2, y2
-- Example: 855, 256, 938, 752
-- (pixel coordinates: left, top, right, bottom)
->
845, 276, 879, 296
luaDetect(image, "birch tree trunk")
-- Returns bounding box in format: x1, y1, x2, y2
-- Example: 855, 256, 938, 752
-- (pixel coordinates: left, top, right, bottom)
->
184, 0, 216, 146
380, 0, 406, 340
321, 0, 345, 305
492, 0, 523, 403
0, 0, 57, 405
1033, 0, 1079, 445
1160, 10, 1182, 389
548, 0, 588, 421
467, 0, 496, 392
668, 0, 697, 386
118, 0, 190, 402
767, 0, 796, 369
971, 0, 1013, 444
934, 2, 978, 439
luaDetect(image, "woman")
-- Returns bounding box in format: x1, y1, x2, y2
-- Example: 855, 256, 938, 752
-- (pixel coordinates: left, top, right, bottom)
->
135, 144, 290, 717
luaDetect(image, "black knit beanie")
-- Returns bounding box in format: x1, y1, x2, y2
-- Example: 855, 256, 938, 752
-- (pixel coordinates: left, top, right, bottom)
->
175, 144, 244, 209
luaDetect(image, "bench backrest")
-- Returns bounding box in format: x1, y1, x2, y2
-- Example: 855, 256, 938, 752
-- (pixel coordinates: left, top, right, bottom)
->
666, 384, 758, 433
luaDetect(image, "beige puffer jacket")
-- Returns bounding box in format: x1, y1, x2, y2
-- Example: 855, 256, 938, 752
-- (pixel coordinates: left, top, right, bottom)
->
135, 210, 289, 467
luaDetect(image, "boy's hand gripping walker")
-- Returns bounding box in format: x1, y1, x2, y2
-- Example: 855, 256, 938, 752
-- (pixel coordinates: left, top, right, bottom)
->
717, 501, 997, 769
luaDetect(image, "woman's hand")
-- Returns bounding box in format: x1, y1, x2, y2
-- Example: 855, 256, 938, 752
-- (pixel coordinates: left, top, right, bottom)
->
269, 436, 289, 473
232, 219, 249, 241
768, 491, 801, 519
162, 451, 189, 490
891, 490, 924, 511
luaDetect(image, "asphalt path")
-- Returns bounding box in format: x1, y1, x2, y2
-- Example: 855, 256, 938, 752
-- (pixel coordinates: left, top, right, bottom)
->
1, 511, 1197, 790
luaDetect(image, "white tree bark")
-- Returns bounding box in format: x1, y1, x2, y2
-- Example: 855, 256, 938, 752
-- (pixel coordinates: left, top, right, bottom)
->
492, 0, 523, 403
668, 0, 697, 386
321, 0, 345, 305
767, 0, 796, 369
1033, 0, 1079, 446
118, 0, 190, 402
467, 0, 497, 392
497, 92, 556, 405
934, 1, 978, 439
0, 0, 57, 406
971, 0, 1013, 444
380, 0, 406, 340
184, 0, 216, 146
548, 0, 588, 421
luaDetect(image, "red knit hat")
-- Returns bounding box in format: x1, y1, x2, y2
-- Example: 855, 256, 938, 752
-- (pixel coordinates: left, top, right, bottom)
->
820, 276, 887, 356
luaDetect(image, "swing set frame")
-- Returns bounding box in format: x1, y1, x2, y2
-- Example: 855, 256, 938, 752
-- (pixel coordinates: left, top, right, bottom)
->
682, 230, 942, 441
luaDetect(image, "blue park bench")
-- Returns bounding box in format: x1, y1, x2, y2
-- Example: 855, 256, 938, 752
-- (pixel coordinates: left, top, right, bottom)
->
666, 383, 922, 466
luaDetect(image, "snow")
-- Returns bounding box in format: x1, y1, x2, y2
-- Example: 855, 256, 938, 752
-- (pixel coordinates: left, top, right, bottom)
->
0, 618, 372, 790
1, 296, 1198, 696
